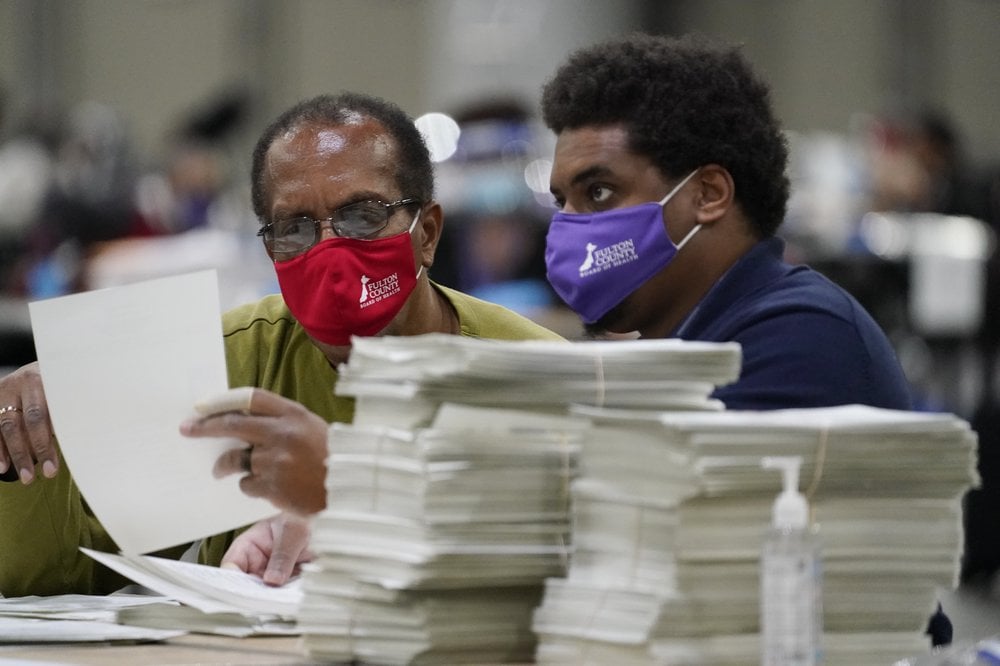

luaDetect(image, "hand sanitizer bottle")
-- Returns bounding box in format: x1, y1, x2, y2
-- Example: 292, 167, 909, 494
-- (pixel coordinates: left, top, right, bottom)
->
760, 456, 823, 666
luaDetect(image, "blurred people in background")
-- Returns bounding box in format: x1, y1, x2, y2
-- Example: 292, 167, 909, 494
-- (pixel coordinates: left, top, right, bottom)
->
21, 101, 137, 298
430, 98, 565, 328
865, 108, 996, 220
130, 88, 253, 237
0, 84, 54, 369
0, 86, 53, 292
0, 89, 58, 298
854, 107, 1000, 586
130, 138, 229, 236
0, 87, 256, 303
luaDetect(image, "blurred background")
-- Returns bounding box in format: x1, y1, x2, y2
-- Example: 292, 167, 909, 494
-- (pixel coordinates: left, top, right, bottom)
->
2, 0, 1000, 583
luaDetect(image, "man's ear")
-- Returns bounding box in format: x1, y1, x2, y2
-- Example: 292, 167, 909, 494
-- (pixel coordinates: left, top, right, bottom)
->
694, 164, 734, 224
416, 201, 444, 268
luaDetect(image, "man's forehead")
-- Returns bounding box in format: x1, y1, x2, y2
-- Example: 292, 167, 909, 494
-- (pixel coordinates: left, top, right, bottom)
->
555, 124, 631, 155
266, 118, 398, 169
551, 125, 640, 184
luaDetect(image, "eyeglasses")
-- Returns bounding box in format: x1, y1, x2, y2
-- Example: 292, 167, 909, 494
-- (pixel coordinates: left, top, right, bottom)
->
258, 198, 421, 260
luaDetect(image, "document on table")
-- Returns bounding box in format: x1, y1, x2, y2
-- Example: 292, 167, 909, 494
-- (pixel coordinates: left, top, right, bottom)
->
81, 548, 303, 618
0, 593, 186, 643
28, 270, 277, 555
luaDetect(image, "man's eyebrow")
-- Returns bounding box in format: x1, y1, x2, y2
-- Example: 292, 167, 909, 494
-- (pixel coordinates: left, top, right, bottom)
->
551, 165, 614, 196
570, 165, 614, 187
273, 190, 391, 218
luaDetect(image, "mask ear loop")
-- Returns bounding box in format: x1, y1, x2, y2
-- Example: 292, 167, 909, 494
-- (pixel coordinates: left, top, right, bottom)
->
407, 207, 422, 234
408, 206, 426, 280
657, 168, 700, 206
658, 169, 701, 249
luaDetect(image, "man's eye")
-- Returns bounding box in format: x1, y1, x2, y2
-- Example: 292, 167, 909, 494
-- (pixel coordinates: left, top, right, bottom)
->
589, 185, 613, 204
276, 218, 310, 236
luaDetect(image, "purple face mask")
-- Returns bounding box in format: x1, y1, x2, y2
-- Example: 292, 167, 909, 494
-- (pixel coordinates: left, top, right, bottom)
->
544, 170, 699, 324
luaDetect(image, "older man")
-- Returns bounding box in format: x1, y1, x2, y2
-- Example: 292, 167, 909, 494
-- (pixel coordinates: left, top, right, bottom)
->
0, 92, 561, 596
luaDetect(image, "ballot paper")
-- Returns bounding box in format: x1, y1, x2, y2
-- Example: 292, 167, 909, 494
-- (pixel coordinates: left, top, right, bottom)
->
299, 402, 585, 665
81, 548, 302, 618
339, 335, 739, 402
0, 593, 186, 643
296, 334, 743, 665
531, 404, 979, 666
28, 270, 276, 554
0, 616, 185, 643
338, 334, 736, 428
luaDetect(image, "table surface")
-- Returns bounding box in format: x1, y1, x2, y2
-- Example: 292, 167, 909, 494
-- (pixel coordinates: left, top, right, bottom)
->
0, 634, 323, 665
0, 586, 996, 665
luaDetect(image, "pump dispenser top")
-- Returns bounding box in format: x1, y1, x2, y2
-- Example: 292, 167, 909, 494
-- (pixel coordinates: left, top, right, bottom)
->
762, 456, 808, 530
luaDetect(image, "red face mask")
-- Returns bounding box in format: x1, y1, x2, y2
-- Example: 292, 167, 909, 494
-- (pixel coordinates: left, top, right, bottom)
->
274, 215, 422, 346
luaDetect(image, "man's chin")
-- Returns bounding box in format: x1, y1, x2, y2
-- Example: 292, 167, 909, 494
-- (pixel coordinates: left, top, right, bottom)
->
306, 335, 353, 366
582, 303, 629, 339
582, 321, 609, 339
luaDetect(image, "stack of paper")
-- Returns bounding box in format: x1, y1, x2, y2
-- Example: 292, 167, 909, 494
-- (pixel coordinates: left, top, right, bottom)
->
337, 334, 740, 428
300, 579, 545, 665
532, 405, 979, 666
299, 334, 742, 665
0, 594, 186, 643
532, 408, 694, 662
309, 416, 581, 589
81, 549, 301, 637
297, 406, 582, 665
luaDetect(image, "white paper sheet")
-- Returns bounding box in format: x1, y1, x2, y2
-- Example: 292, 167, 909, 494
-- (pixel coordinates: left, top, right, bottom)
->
28, 270, 277, 554
82, 548, 302, 618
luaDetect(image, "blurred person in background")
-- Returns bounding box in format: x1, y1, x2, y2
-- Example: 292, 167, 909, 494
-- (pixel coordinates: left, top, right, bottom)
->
431, 98, 559, 322
0, 86, 57, 370
863, 108, 1000, 588
19, 101, 138, 298
0, 91, 562, 596
0, 86, 57, 298
865, 108, 995, 220
129, 88, 253, 237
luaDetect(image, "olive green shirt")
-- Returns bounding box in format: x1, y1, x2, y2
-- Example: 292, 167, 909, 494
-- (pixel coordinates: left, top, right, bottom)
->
0, 283, 562, 596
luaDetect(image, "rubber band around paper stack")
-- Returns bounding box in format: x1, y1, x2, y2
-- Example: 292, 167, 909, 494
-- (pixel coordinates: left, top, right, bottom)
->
297, 334, 741, 665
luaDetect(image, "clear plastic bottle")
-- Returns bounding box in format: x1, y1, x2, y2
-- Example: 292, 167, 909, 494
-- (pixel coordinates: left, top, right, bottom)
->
760, 456, 823, 666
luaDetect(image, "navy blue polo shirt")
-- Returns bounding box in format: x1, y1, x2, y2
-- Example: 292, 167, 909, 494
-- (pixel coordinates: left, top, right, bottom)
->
673, 237, 913, 411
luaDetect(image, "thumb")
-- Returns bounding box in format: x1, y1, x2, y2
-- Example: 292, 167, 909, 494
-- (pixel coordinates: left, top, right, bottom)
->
261, 515, 311, 586
262, 548, 297, 586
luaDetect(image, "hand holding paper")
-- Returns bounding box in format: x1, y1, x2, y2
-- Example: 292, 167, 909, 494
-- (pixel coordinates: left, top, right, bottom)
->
28, 270, 277, 554
180, 386, 329, 516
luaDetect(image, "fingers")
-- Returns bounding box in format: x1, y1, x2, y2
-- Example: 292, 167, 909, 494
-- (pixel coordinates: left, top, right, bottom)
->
182, 386, 330, 515
262, 515, 312, 586
195, 387, 307, 419
181, 387, 312, 445
0, 362, 57, 484
213, 446, 252, 479
217, 515, 312, 585
180, 410, 278, 445
1, 407, 36, 484
220, 526, 271, 577
194, 387, 255, 417
23, 399, 58, 479
0, 406, 17, 477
